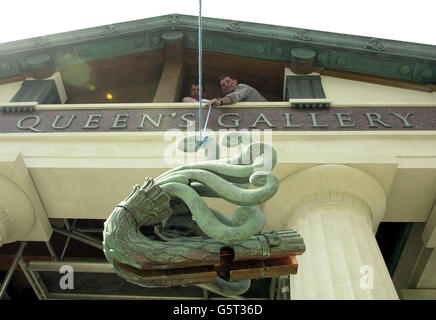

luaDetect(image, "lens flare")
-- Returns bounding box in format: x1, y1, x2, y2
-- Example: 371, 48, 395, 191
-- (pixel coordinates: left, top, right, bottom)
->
86, 83, 96, 91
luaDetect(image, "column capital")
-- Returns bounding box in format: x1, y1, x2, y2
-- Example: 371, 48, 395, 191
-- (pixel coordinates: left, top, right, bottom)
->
265, 164, 386, 232
0, 175, 36, 246
287, 190, 373, 227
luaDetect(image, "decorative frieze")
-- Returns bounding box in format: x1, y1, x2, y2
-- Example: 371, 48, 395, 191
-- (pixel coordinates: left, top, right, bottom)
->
0, 107, 430, 133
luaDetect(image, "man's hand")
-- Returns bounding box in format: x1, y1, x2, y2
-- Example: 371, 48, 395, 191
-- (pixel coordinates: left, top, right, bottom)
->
208, 97, 232, 107
207, 98, 221, 107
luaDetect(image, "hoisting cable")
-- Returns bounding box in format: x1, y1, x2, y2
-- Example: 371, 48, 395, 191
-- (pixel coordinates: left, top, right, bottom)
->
197, 0, 213, 148
198, 0, 203, 143
200, 104, 212, 146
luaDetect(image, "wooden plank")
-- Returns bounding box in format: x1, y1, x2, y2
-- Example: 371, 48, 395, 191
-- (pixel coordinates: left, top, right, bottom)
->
228, 256, 299, 282
229, 261, 265, 282
263, 256, 298, 277
114, 261, 217, 286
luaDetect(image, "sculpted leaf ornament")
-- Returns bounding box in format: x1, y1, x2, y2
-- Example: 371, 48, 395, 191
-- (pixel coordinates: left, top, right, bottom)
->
103, 131, 305, 297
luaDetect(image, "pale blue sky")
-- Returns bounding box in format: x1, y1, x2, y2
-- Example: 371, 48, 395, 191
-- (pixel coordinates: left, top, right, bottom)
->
1, 0, 435, 45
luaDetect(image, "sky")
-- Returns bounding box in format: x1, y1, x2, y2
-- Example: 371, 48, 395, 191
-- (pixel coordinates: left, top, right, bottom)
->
0, 0, 435, 45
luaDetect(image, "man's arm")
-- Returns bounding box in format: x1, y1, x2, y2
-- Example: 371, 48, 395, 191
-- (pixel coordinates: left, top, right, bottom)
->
207, 96, 233, 107
225, 85, 252, 103
182, 97, 198, 103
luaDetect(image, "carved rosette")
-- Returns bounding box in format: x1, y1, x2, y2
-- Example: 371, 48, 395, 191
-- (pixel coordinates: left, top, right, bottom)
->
226, 21, 242, 32
292, 30, 311, 41
0, 206, 13, 246
366, 38, 386, 51
100, 25, 117, 36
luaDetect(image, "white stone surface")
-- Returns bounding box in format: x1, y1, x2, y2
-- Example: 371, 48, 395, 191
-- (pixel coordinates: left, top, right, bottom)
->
267, 164, 399, 299
289, 202, 398, 299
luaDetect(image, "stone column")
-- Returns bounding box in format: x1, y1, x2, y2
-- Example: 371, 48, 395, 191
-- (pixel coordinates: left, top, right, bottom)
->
264, 164, 398, 299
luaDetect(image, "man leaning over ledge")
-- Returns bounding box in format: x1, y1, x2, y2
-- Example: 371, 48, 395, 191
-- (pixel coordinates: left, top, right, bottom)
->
208, 74, 266, 107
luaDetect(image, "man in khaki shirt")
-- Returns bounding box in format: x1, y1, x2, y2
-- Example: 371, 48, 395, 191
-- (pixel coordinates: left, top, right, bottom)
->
208, 74, 266, 107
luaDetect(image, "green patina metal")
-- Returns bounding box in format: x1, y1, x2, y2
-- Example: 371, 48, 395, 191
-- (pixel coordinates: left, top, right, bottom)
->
102, 131, 305, 297
0, 14, 434, 84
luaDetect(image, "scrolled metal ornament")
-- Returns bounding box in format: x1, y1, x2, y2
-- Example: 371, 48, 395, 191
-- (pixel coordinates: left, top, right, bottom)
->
103, 131, 305, 297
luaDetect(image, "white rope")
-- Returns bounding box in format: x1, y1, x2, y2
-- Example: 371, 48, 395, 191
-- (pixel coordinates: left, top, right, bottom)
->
198, 0, 203, 141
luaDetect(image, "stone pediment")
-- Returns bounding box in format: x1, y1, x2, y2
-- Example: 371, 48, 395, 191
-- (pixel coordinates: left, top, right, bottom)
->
0, 14, 434, 86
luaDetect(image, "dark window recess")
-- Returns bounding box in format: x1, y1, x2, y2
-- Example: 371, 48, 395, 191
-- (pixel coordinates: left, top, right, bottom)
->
375, 222, 413, 277
11, 80, 61, 104
285, 76, 326, 100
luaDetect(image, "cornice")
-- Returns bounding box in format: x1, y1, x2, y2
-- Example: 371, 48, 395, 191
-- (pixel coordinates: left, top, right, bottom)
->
0, 14, 435, 84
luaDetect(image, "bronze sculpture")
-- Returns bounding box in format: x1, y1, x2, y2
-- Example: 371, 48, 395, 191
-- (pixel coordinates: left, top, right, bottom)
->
103, 131, 305, 297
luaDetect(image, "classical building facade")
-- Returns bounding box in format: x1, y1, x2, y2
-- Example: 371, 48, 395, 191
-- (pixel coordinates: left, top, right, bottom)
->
0, 14, 435, 300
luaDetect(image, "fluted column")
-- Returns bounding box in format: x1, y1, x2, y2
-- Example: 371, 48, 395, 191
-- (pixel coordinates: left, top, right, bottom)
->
265, 164, 398, 299
0, 206, 13, 245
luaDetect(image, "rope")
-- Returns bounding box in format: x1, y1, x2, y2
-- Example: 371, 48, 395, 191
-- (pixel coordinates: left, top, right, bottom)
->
200, 104, 212, 146
198, 0, 203, 142
197, 0, 212, 148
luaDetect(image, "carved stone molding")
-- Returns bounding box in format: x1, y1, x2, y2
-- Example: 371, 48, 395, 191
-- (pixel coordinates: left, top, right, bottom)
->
34, 37, 50, 48
100, 25, 117, 36
226, 21, 242, 32
166, 14, 182, 28
161, 31, 184, 43
264, 164, 387, 232
366, 38, 386, 51
26, 53, 54, 79
290, 47, 316, 74
292, 30, 312, 41
286, 190, 373, 228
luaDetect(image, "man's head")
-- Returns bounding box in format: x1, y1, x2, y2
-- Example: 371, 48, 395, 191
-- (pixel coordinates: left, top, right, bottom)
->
189, 81, 206, 101
219, 74, 238, 95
